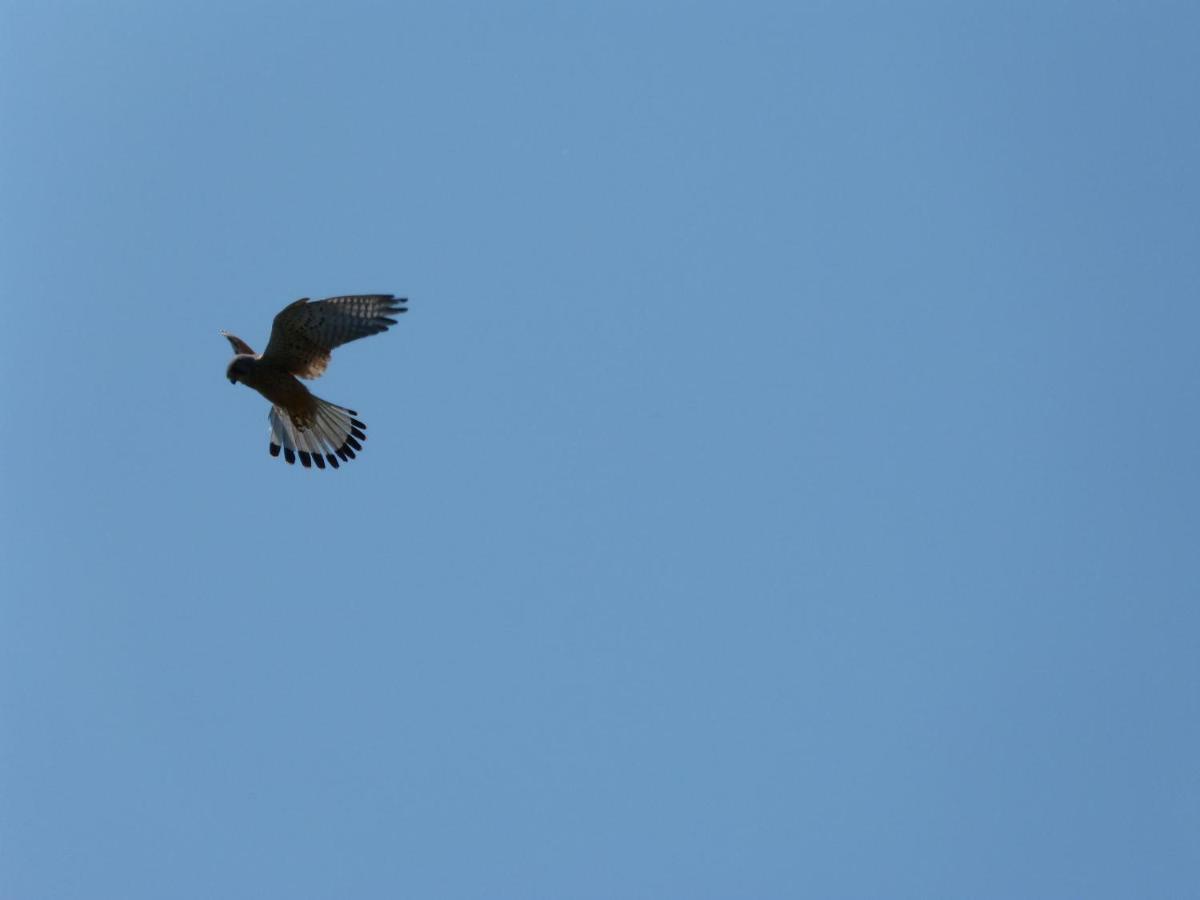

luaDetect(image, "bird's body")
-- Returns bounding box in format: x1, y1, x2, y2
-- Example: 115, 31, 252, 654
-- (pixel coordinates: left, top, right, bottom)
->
229, 355, 317, 412
222, 294, 407, 468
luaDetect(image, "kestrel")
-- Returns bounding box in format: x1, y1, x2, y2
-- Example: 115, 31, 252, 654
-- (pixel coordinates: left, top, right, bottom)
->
222, 294, 408, 468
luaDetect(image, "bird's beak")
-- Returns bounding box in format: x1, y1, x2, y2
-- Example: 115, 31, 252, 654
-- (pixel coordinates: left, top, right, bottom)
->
228, 376, 237, 385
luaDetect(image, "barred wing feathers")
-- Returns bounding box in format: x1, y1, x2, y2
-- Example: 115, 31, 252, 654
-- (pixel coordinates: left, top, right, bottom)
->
261, 295, 407, 379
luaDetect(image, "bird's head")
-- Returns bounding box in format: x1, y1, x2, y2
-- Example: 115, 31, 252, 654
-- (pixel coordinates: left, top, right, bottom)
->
226, 355, 254, 385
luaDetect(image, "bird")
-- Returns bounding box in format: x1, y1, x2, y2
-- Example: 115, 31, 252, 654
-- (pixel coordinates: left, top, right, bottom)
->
222, 294, 407, 468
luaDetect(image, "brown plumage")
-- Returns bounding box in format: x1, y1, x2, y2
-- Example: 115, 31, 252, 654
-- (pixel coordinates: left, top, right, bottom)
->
222, 295, 407, 468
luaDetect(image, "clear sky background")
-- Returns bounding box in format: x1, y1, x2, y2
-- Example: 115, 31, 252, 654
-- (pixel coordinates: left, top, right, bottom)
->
2, 2, 1198, 897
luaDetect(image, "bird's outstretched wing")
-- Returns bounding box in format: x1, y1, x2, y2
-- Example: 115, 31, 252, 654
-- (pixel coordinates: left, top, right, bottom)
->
221, 332, 256, 356
260, 295, 407, 379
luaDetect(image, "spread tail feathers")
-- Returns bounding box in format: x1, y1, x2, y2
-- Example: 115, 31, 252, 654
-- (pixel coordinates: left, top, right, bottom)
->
268, 398, 367, 469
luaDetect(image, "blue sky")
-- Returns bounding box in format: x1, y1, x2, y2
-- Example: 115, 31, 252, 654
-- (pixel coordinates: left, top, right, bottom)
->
2, 2, 1198, 897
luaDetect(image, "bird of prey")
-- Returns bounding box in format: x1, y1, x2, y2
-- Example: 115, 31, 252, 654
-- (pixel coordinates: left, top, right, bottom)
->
222, 294, 407, 468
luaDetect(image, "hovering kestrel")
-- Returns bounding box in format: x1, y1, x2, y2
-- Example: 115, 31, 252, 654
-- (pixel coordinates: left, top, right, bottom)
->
222, 294, 407, 468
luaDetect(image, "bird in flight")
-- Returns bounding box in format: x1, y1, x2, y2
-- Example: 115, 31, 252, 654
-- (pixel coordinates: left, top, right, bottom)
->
222, 294, 408, 468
